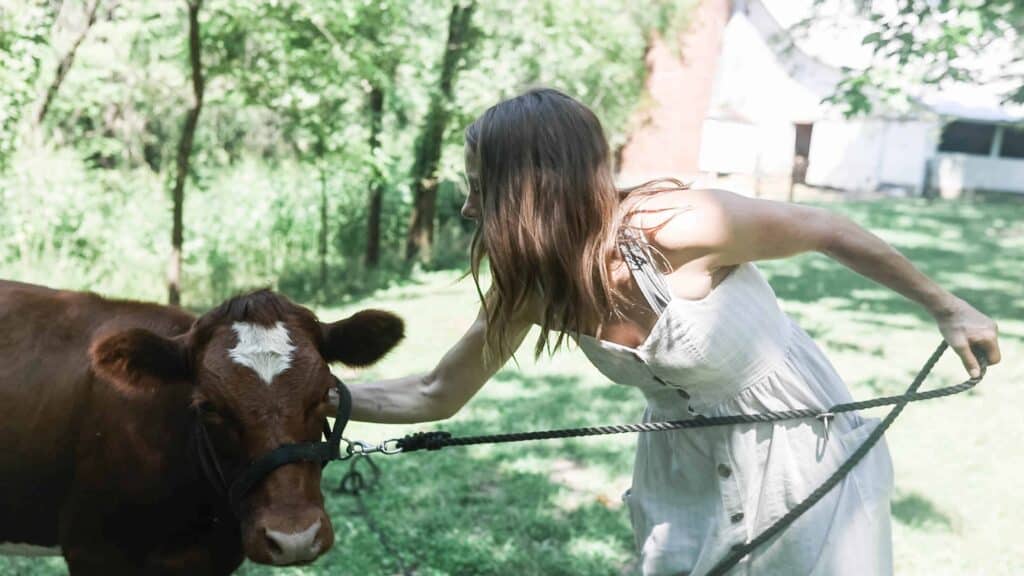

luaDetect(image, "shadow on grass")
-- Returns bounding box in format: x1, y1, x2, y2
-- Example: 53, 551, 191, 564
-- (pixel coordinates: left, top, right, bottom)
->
232, 371, 645, 576
0, 371, 642, 576
764, 198, 1023, 337
4, 198, 1018, 575
891, 491, 955, 533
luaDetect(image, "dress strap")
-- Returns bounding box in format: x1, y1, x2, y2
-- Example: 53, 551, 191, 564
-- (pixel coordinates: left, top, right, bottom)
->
618, 228, 674, 316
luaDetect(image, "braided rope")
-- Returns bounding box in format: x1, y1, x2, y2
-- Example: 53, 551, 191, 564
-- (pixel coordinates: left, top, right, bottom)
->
396, 344, 977, 453
394, 341, 985, 576
704, 341, 979, 575
336, 458, 417, 576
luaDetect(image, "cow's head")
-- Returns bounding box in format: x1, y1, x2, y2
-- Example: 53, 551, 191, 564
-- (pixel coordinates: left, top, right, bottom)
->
89, 290, 404, 566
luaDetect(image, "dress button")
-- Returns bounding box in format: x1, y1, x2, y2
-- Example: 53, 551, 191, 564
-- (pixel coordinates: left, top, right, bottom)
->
730, 512, 745, 524
717, 463, 732, 478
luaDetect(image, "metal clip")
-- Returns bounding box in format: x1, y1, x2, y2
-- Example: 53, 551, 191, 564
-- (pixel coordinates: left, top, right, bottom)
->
380, 439, 404, 455
340, 438, 402, 458
816, 412, 834, 443
352, 440, 376, 455
338, 438, 370, 460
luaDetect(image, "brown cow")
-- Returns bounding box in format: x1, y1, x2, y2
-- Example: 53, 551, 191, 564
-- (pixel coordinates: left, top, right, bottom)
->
0, 281, 403, 574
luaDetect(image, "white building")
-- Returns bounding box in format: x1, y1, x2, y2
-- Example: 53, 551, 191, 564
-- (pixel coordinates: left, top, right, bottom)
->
619, 0, 1024, 198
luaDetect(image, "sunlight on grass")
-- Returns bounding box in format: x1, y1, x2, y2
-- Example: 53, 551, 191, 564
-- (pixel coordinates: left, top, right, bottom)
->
3, 198, 1020, 575
566, 535, 632, 565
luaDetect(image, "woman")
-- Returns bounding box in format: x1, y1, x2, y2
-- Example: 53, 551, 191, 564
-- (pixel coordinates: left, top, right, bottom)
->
352, 88, 1000, 575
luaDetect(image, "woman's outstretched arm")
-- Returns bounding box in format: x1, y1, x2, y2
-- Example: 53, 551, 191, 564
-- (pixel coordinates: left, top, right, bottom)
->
346, 302, 532, 423
640, 188, 1001, 378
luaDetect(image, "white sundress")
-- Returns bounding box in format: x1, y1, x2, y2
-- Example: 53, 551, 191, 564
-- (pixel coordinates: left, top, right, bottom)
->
576, 231, 895, 576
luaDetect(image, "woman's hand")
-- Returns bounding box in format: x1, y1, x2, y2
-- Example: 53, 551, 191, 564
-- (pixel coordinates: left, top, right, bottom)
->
932, 296, 1001, 379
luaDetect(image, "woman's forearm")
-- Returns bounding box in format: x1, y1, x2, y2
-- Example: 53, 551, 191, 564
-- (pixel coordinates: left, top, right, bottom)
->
342, 306, 527, 425
348, 371, 454, 424
821, 214, 956, 317
818, 213, 999, 377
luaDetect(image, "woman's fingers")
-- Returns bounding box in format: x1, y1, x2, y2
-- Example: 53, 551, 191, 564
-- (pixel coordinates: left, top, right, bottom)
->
937, 299, 999, 379
952, 340, 983, 379
971, 332, 1001, 367
953, 336, 999, 379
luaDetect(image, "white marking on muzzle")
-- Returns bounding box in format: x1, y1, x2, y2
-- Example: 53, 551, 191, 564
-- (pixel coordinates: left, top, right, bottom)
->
266, 519, 322, 565
0, 542, 62, 556
229, 321, 295, 385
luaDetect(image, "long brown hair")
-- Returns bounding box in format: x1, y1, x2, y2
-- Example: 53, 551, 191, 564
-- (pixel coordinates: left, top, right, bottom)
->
466, 87, 684, 359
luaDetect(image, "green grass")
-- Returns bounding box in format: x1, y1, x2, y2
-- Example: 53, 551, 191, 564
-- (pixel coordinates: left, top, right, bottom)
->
2, 197, 1022, 575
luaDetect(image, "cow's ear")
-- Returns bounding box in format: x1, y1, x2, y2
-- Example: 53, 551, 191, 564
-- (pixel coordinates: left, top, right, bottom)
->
90, 329, 190, 393
321, 310, 404, 367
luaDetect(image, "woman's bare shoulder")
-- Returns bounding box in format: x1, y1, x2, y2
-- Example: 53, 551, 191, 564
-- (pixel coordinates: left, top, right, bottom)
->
620, 187, 734, 265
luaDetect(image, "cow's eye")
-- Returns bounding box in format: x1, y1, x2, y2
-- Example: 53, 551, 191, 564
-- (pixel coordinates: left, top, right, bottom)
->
197, 401, 225, 423
197, 402, 244, 448
198, 402, 241, 431
308, 387, 333, 419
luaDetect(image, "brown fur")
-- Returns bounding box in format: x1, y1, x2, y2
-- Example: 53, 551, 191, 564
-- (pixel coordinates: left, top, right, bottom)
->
321, 309, 405, 367
0, 281, 403, 575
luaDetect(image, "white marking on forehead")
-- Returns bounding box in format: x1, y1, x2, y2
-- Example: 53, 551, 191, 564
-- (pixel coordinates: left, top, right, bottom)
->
0, 543, 62, 556
228, 321, 295, 385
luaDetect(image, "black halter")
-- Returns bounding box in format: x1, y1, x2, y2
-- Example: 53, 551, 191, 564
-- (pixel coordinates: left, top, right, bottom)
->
193, 376, 353, 515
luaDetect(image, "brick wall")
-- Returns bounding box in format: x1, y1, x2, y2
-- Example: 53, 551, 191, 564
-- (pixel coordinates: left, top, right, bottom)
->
618, 0, 732, 180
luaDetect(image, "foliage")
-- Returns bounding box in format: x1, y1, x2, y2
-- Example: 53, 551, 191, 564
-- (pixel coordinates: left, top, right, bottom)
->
0, 0, 693, 305
810, 0, 1024, 115
2, 198, 1021, 575
0, 150, 412, 304
0, 0, 52, 169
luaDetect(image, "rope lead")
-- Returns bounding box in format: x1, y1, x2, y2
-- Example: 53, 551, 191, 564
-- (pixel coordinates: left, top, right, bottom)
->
381, 341, 984, 575
347, 342, 984, 576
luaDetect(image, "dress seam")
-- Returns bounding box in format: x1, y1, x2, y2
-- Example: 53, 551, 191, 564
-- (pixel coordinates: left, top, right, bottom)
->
692, 318, 800, 414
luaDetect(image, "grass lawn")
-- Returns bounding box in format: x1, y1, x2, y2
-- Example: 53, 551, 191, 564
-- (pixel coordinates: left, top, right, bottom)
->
2, 197, 1022, 575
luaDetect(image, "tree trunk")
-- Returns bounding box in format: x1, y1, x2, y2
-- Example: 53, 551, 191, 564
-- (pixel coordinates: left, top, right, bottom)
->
404, 0, 476, 263
168, 0, 204, 306
364, 84, 385, 267
34, 0, 110, 126
318, 151, 328, 291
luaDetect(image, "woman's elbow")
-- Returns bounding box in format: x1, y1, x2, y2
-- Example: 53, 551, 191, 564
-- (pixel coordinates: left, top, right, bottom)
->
418, 371, 469, 421
814, 210, 854, 256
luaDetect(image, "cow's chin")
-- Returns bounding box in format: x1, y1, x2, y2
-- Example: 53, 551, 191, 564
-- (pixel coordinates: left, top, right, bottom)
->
241, 505, 334, 566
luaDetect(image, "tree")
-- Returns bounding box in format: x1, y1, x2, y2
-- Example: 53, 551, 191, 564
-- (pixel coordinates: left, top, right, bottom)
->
404, 0, 477, 264
1, 0, 701, 304
167, 0, 204, 306
355, 1, 406, 268
203, 0, 416, 286
0, 1, 58, 169
33, 0, 116, 127
205, 1, 350, 293
365, 82, 386, 267
810, 0, 1024, 115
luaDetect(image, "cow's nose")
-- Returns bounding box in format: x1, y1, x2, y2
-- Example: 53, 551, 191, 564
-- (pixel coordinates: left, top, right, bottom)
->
264, 519, 322, 565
